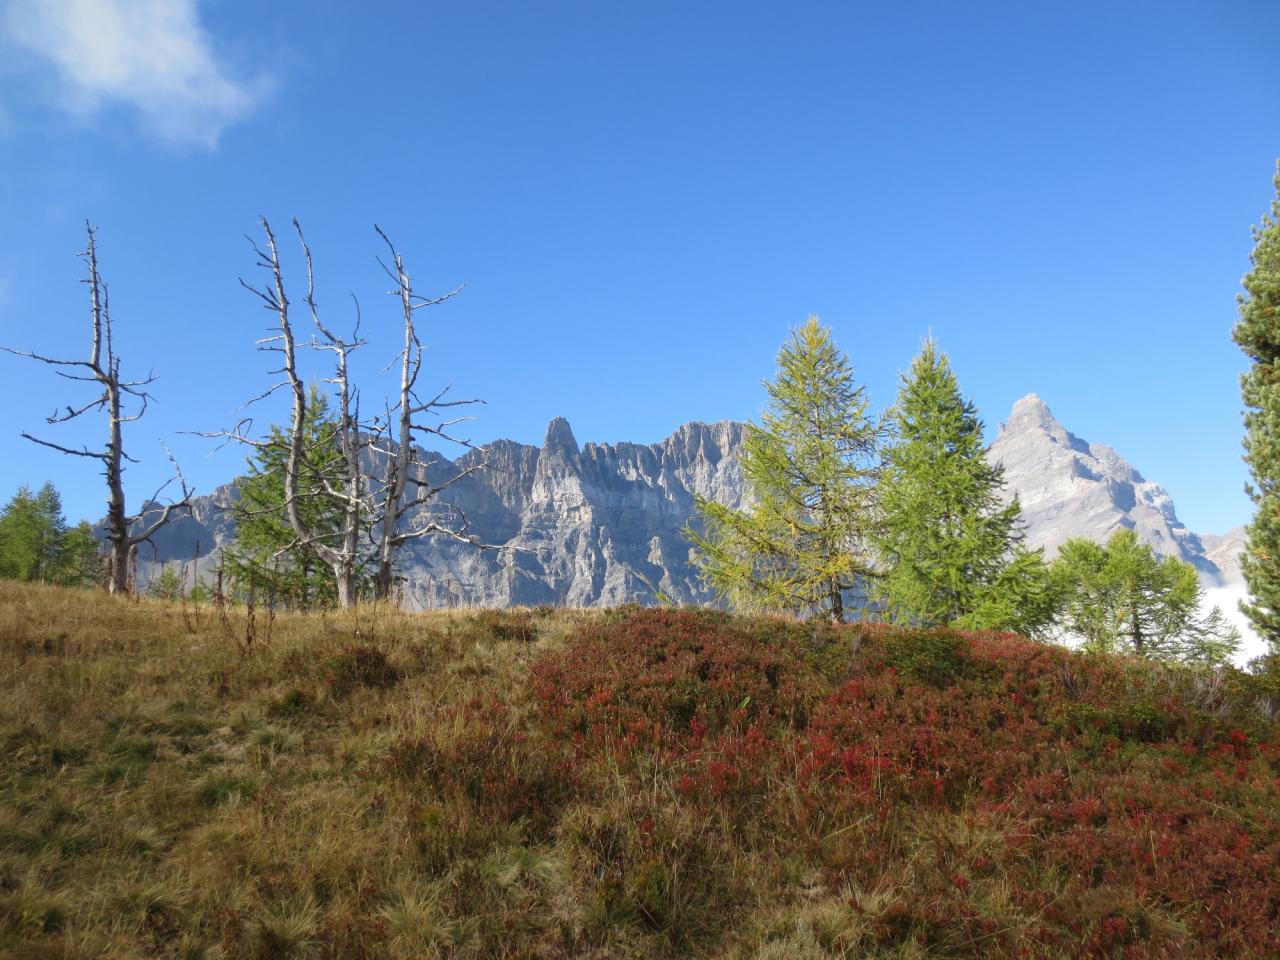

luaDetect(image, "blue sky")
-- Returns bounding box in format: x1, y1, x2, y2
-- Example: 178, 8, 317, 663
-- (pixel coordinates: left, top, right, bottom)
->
0, 0, 1276, 535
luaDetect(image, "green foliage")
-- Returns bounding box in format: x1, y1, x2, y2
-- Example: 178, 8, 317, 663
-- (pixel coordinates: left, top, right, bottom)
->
1051, 529, 1240, 665
874, 339, 1054, 633
146, 566, 186, 602
687, 317, 880, 622
225, 386, 347, 606
57, 522, 101, 587
955, 545, 1064, 635
0, 483, 98, 586
1234, 161, 1280, 652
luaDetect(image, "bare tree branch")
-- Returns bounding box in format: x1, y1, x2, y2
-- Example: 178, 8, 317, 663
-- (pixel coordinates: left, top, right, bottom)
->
20, 432, 111, 460
3, 222, 193, 593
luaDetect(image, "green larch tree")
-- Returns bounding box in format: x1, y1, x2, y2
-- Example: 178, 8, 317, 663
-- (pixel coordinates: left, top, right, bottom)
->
56, 521, 102, 586
687, 317, 881, 622
0, 484, 65, 582
874, 338, 1055, 634
1234, 161, 1280, 652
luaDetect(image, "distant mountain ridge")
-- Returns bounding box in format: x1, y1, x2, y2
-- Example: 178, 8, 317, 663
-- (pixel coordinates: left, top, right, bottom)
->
135, 418, 747, 608
129, 395, 1252, 653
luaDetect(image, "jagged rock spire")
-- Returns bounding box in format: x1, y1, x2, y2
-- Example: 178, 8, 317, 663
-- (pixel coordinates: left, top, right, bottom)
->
542, 416, 578, 458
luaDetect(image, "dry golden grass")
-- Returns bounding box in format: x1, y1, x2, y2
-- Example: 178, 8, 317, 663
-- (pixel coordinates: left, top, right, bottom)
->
1, 582, 1277, 959
0, 582, 600, 959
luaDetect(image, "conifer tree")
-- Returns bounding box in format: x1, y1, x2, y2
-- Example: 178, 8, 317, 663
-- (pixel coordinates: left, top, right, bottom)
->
875, 339, 1053, 633
225, 387, 351, 606
1051, 529, 1239, 665
687, 317, 880, 622
0, 483, 99, 586
56, 521, 101, 586
0, 485, 57, 581
1234, 161, 1280, 651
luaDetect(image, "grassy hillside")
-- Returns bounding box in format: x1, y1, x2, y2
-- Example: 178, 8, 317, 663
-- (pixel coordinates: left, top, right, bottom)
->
1, 582, 1278, 959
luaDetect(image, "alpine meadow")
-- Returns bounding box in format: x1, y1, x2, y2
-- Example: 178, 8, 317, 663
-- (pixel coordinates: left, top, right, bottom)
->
1, 3, 1278, 958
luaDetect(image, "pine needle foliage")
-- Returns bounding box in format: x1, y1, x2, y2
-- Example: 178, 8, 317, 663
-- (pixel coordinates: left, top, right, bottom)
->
1052, 529, 1240, 665
0, 483, 98, 586
687, 317, 880, 622
874, 338, 1052, 633
225, 387, 351, 606
1234, 161, 1280, 652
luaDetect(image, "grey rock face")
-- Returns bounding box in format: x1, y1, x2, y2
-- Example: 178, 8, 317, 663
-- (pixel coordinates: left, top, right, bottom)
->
1200, 528, 1247, 583
127, 397, 1247, 622
131, 419, 746, 609
988, 394, 1239, 587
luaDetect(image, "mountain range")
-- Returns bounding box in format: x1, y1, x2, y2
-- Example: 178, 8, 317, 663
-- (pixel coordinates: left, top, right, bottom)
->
131, 394, 1258, 658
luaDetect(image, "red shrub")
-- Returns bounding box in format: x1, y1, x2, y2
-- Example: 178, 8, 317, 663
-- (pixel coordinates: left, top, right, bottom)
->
529, 609, 1280, 957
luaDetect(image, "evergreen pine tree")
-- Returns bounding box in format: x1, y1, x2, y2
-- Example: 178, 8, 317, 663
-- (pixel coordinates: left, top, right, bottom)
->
56, 521, 102, 587
875, 339, 1053, 633
687, 317, 880, 622
1234, 161, 1280, 651
1052, 529, 1239, 665
225, 387, 350, 606
0, 483, 99, 586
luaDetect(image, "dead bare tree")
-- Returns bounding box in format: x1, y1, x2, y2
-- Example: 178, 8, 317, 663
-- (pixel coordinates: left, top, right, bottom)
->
368, 226, 489, 600
212, 218, 490, 608
2, 222, 192, 594
210, 217, 371, 607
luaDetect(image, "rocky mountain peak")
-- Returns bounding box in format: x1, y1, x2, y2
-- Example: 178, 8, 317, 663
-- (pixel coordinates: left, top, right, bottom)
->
989, 395, 1218, 579
1010, 392, 1053, 422
542, 416, 579, 458
1003, 392, 1072, 441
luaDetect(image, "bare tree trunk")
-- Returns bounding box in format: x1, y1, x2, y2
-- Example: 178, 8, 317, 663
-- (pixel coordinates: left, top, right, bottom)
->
3, 222, 191, 595
334, 568, 356, 608
223, 218, 371, 608
830, 579, 845, 624
370, 227, 487, 601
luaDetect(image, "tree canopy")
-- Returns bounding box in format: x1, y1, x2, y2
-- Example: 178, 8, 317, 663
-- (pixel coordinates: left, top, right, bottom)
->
1234, 161, 1280, 653
688, 317, 881, 622
874, 339, 1054, 635
0, 483, 99, 587
1051, 529, 1239, 665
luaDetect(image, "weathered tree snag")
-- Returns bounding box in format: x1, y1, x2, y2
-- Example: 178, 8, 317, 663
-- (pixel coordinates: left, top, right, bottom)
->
212, 218, 490, 607
221, 217, 370, 607
369, 226, 488, 600
2, 222, 192, 593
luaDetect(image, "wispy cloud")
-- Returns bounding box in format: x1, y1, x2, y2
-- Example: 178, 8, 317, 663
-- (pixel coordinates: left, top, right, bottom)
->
2, 0, 267, 147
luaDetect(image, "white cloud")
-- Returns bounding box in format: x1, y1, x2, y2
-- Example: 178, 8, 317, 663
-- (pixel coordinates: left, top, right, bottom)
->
2, 0, 266, 147
1203, 582, 1268, 667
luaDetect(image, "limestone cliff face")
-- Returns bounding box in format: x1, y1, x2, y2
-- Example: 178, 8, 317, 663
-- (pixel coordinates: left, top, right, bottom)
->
406, 417, 747, 608
986, 394, 1240, 586
133, 419, 746, 608
128, 398, 1247, 621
